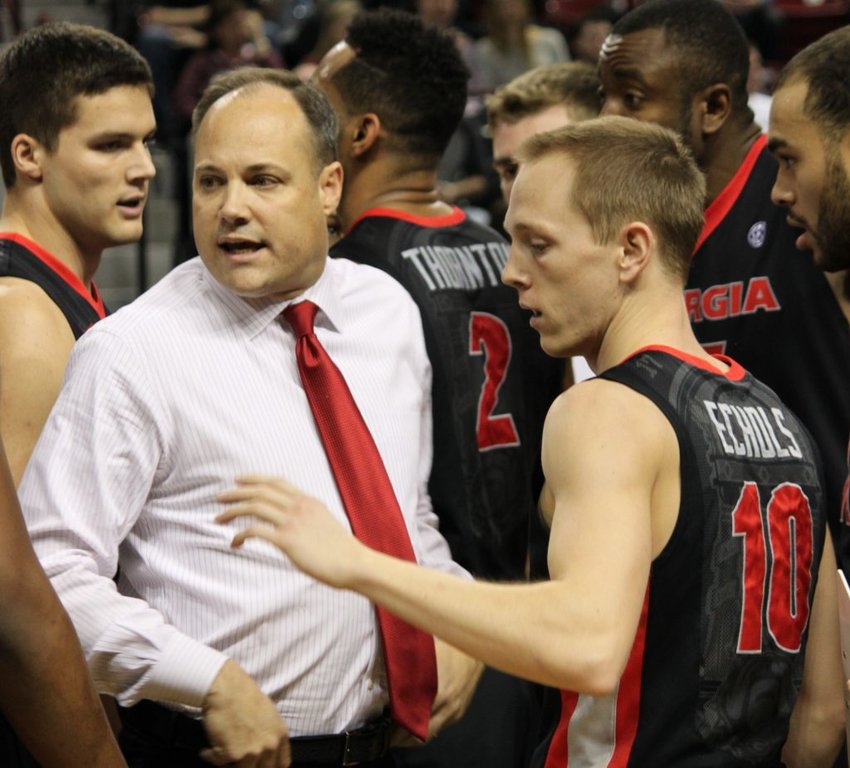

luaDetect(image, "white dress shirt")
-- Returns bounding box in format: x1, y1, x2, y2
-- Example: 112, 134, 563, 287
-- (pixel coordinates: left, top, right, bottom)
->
20, 256, 466, 736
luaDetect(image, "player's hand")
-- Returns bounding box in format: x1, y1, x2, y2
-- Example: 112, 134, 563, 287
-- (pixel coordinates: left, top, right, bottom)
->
391, 640, 483, 746
428, 640, 483, 737
201, 660, 290, 767
216, 475, 365, 589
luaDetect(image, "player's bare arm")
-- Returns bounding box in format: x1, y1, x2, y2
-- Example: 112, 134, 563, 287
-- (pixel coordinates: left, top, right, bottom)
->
217, 375, 678, 695
781, 529, 844, 767
0, 278, 75, 484
0, 438, 125, 767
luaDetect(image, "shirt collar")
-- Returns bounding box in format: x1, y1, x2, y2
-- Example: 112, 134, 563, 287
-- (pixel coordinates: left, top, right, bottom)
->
200, 257, 343, 340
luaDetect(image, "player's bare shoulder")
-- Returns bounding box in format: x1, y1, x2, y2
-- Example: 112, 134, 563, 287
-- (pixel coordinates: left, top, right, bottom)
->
544, 375, 681, 557
0, 277, 79, 482
0, 276, 76, 356
544, 375, 674, 453
541, 377, 678, 507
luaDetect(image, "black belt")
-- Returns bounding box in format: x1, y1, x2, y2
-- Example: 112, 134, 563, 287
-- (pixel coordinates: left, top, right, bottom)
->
119, 700, 392, 766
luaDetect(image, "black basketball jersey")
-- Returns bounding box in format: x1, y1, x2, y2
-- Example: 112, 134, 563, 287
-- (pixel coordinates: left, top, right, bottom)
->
0, 233, 106, 338
533, 346, 826, 767
686, 136, 850, 548
331, 207, 563, 579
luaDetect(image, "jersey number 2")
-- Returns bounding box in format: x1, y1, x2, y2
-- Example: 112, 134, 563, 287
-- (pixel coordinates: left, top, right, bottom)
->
469, 312, 519, 451
732, 481, 814, 653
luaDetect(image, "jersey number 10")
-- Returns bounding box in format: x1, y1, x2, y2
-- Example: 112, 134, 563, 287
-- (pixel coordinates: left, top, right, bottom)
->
732, 481, 814, 654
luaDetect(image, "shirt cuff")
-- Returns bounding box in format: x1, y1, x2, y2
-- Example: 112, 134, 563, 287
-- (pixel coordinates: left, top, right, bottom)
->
141, 634, 230, 708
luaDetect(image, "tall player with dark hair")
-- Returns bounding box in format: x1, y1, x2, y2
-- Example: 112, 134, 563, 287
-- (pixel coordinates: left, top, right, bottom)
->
598, 0, 850, 551
314, 8, 564, 766
220, 115, 845, 767
0, 22, 156, 486
768, 27, 850, 584
0, 21, 155, 767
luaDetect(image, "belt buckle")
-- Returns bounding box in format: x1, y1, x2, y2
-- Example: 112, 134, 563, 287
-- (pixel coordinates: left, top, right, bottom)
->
342, 730, 360, 766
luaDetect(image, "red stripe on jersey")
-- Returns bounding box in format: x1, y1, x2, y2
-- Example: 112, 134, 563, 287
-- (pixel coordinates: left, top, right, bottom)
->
625, 345, 746, 382
544, 690, 578, 768
543, 590, 650, 767
0, 231, 106, 318
608, 589, 649, 767
347, 206, 466, 233
694, 135, 765, 254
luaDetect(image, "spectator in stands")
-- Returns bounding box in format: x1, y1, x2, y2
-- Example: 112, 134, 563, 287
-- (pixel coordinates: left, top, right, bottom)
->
747, 40, 774, 130
293, 0, 361, 80
173, 0, 282, 128
474, 0, 569, 92
568, 5, 618, 64
719, 0, 781, 61
134, 1, 211, 143
417, 0, 481, 94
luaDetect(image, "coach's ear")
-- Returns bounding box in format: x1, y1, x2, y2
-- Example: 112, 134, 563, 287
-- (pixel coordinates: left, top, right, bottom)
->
617, 220, 653, 285
319, 160, 343, 216
349, 112, 381, 158
10, 133, 45, 182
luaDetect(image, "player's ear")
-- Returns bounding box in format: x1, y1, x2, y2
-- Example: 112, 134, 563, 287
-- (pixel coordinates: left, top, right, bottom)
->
350, 113, 381, 157
617, 221, 652, 284
696, 83, 732, 137
11, 134, 45, 182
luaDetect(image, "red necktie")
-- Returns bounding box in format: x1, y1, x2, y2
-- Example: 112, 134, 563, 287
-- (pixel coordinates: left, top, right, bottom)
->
284, 300, 437, 740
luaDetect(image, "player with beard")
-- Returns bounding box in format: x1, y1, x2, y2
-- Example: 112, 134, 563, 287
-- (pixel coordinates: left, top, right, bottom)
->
768, 27, 850, 274
767, 26, 850, 575
597, 0, 850, 556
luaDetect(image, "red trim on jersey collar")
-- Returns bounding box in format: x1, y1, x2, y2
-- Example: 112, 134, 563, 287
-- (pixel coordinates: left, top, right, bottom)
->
0, 232, 105, 318
627, 344, 746, 381
693, 134, 766, 254
346, 206, 467, 233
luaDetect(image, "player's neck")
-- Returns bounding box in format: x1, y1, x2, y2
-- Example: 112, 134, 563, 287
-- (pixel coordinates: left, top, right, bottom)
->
340, 157, 454, 228
0, 198, 100, 289
701, 121, 762, 206
594, 287, 717, 375
825, 269, 850, 324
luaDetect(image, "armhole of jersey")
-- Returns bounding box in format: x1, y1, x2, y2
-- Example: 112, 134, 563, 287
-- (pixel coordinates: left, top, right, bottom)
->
598, 361, 694, 567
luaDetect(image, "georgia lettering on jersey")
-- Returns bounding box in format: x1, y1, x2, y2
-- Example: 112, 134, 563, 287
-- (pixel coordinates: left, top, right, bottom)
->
685, 276, 781, 355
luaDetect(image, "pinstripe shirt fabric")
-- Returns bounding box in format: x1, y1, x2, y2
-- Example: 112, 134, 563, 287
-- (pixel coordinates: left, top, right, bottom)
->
20, 255, 466, 737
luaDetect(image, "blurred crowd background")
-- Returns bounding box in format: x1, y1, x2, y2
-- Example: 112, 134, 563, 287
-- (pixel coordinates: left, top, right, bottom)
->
3, 0, 847, 306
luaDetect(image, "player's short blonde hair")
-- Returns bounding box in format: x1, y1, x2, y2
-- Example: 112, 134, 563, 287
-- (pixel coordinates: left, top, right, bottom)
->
520, 115, 705, 282
486, 62, 601, 133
